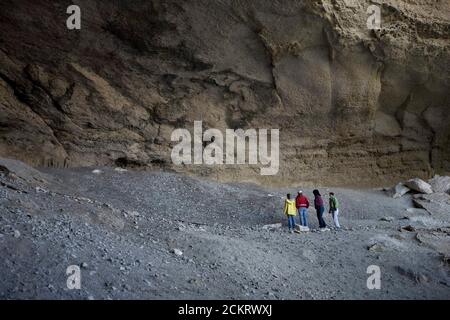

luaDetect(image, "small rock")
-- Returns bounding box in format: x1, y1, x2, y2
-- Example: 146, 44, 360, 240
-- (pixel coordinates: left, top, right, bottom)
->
35, 186, 48, 193
92, 169, 102, 174
294, 225, 310, 232
406, 208, 428, 215
367, 243, 383, 252
114, 167, 128, 173
13, 230, 21, 238
172, 248, 183, 256
81, 262, 88, 269
262, 223, 282, 231
380, 217, 395, 222
391, 183, 410, 198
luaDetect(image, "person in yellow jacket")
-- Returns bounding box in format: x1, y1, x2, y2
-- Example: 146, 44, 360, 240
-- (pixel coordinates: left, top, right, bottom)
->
283, 193, 297, 233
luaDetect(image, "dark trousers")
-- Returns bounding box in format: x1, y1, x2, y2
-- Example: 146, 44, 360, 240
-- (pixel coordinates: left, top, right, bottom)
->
316, 206, 326, 228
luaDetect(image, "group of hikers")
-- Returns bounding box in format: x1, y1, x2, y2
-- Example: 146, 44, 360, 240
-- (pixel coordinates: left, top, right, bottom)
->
283, 190, 340, 233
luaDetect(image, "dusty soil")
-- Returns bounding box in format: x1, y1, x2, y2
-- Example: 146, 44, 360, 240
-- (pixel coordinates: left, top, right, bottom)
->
0, 160, 449, 299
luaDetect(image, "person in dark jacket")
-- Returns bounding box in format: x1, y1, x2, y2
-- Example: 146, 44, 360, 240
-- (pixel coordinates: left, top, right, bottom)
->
313, 189, 327, 230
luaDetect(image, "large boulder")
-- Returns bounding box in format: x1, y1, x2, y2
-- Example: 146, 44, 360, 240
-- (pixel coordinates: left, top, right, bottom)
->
404, 178, 433, 194
428, 175, 450, 194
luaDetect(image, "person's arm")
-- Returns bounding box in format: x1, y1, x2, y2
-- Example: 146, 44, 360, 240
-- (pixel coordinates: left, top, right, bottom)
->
283, 201, 287, 215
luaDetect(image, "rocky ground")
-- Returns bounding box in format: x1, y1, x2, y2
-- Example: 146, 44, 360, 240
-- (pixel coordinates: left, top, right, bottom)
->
0, 157, 449, 299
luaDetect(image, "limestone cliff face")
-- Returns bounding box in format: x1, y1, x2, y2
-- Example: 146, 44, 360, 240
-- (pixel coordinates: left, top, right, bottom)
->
0, 0, 449, 186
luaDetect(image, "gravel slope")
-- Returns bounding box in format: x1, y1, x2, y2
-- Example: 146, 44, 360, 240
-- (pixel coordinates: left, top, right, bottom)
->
0, 161, 449, 299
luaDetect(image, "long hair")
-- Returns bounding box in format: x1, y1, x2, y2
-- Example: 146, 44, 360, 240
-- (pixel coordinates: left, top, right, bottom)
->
313, 189, 321, 197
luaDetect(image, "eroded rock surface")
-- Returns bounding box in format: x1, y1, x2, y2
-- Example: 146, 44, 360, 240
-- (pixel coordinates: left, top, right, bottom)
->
0, 0, 449, 186
429, 175, 450, 194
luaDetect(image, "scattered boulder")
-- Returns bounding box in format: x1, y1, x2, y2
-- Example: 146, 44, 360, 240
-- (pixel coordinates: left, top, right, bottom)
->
172, 248, 183, 256
405, 208, 429, 215
428, 175, 450, 194
413, 193, 450, 216
295, 225, 310, 232
262, 223, 282, 231
407, 216, 443, 228
114, 168, 128, 173
380, 216, 395, 222
92, 169, 103, 174
404, 178, 433, 194
391, 183, 411, 198
416, 231, 450, 258
367, 243, 383, 252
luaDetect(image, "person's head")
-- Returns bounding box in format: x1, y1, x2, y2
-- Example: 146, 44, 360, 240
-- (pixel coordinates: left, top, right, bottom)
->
313, 189, 321, 196
330, 192, 335, 197
287, 193, 291, 200
298, 190, 303, 196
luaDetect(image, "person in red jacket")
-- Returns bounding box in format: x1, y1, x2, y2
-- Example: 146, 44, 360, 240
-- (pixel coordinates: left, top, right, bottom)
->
295, 191, 309, 227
